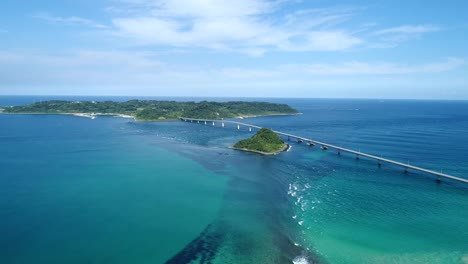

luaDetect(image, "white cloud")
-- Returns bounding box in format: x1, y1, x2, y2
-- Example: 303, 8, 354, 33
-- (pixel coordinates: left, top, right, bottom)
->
220, 67, 279, 78
109, 0, 362, 54
1, 50, 463, 85
33, 2, 441, 56
0, 50, 465, 97
33, 13, 109, 29
374, 25, 440, 35
0, 50, 163, 79
279, 31, 362, 51
283, 58, 465, 75
370, 24, 440, 48
149, 0, 276, 17
283, 7, 357, 29
1, 51, 463, 77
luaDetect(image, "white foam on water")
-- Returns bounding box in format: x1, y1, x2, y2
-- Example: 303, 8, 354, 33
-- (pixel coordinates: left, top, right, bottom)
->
292, 255, 309, 264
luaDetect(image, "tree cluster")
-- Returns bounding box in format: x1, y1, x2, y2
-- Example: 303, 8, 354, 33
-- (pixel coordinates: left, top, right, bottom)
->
3, 100, 299, 121
233, 128, 285, 153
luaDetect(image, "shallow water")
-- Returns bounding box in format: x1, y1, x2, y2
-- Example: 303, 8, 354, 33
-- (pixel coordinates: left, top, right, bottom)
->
1, 96, 467, 263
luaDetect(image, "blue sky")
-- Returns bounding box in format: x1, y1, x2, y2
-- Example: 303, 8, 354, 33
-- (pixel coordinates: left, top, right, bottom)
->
0, 0, 467, 99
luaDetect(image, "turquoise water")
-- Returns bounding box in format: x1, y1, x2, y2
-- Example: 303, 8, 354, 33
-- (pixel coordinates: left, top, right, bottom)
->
1, 97, 467, 263
0, 114, 228, 263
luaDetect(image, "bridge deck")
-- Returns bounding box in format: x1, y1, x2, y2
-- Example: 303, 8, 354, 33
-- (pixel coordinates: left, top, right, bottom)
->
179, 117, 467, 184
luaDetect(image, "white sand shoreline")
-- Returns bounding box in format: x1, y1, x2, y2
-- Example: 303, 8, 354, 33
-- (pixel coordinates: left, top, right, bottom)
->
0, 112, 137, 120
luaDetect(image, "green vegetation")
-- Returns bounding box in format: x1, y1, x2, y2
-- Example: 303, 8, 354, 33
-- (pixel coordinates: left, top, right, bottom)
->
2, 100, 299, 121
233, 128, 287, 155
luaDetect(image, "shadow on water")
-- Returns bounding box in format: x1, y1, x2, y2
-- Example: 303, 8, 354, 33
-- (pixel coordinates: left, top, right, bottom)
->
126, 120, 335, 263
164, 221, 320, 264
165, 224, 224, 264
159, 143, 325, 263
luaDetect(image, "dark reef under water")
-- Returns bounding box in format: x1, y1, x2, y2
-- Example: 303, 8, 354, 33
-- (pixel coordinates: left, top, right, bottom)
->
1, 96, 468, 264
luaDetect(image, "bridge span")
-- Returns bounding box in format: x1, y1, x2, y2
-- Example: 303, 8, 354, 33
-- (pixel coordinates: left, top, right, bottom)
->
180, 117, 468, 185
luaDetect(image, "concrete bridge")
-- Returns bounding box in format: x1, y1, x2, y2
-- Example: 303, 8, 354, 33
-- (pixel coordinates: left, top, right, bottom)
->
180, 117, 468, 185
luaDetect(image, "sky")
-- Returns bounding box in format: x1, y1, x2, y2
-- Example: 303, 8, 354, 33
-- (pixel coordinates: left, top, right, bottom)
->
0, 0, 467, 99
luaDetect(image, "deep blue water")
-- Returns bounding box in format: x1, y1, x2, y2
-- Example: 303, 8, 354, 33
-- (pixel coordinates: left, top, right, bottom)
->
1, 96, 467, 264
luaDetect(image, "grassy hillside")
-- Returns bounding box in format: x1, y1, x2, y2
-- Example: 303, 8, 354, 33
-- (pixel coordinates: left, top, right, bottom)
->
2, 100, 299, 121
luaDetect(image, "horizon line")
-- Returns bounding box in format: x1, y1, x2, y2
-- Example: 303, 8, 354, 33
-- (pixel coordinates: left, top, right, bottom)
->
1, 94, 468, 102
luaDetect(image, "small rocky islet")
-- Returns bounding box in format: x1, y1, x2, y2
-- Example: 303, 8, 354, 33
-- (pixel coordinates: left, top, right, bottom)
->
231, 128, 288, 155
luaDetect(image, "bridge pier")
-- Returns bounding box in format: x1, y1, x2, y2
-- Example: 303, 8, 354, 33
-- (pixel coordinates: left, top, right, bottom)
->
178, 117, 468, 185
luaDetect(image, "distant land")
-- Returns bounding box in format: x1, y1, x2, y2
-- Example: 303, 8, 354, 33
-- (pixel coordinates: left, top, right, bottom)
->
231, 128, 288, 155
0, 100, 299, 121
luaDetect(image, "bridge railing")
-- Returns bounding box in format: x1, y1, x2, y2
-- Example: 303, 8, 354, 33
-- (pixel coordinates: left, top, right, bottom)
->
179, 117, 467, 184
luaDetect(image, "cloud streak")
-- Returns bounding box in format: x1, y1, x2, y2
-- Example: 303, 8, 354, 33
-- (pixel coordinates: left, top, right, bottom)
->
0, 50, 463, 83
374, 25, 440, 35
0, 50, 465, 97
33, 13, 109, 29
288, 58, 465, 75
369, 24, 441, 48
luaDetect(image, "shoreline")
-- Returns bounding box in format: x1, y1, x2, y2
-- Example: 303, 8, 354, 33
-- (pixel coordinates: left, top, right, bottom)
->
0, 112, 137, 120
0, 112, 299, 122
229, 143, 290, 156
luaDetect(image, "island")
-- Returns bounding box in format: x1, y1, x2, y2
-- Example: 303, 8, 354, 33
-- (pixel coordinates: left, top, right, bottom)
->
0, 100, 299, 121
231, 128, 289, 155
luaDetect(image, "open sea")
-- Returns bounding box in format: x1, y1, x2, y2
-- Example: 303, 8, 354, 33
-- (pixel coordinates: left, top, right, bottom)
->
1, 96, 467, 264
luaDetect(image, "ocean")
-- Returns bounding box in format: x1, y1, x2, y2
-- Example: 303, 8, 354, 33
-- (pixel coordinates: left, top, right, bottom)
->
1, 96, 467, 264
